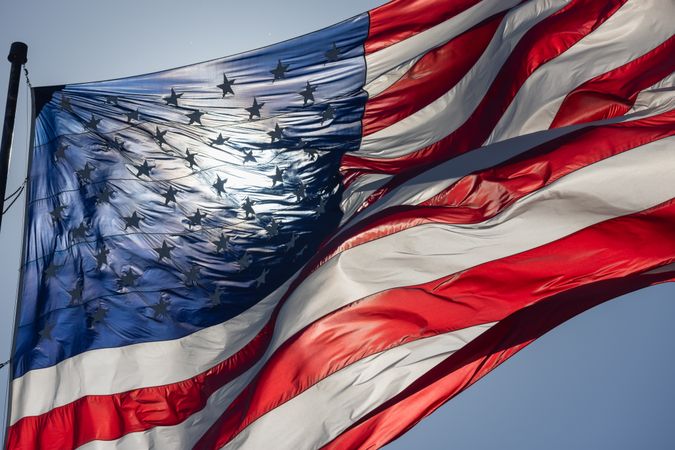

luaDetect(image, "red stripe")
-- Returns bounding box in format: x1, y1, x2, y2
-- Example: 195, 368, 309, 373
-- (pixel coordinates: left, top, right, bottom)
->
363, 13, 505, 136
6, 321, 276, 450
9, 112, 673, 449
334, 112, 674, 262
344, 0, 627, 204
195, 198, 675, 450
551, 36, 675, 128
323, 269, 675, 450
365, 0, 482, 55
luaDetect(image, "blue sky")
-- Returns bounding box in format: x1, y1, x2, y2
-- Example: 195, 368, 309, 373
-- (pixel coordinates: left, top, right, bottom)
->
0, 1, 673, 448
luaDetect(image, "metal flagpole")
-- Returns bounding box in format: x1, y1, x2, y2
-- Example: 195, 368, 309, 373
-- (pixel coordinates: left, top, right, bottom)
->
0, 42, 28, 232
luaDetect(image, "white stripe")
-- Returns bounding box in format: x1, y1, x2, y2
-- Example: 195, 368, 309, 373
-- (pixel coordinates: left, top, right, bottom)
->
224, 324, 494, 450
77, 324, 495, 450
628, 72, 675, 115
486, 0, 674, 145
365, 0, 522, 85
339, 172, 391, 221
77, 135, 675, 448
356, 0, 569, 159
364, 55, 422, 98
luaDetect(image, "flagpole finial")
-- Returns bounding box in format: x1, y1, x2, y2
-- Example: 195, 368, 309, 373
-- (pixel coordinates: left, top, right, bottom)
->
8, 42, 28, 65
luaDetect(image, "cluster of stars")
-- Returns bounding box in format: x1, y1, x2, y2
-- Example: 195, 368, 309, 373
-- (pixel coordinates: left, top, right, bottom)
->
36, 40, 349, 340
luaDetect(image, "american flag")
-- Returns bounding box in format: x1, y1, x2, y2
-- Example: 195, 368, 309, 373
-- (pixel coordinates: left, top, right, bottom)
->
6, 0, 675, 448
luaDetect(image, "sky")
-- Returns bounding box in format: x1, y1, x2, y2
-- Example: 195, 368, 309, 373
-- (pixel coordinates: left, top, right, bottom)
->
0, 1, 673, 449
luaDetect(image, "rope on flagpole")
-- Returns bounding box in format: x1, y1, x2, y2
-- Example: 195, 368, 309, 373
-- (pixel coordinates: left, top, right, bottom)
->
22, 64, 32, 89
2, 177, 27, 215
2, 188, 25, 215
3, 177, 26, 202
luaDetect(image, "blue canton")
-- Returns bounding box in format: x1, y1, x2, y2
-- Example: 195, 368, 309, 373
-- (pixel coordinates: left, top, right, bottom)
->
14, 14, 369, 378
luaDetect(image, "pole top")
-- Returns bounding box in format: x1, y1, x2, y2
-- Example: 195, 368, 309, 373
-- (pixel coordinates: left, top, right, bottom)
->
8, 42, 28, 65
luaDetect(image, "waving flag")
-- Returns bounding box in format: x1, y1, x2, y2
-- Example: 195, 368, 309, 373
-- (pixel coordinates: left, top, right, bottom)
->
6, 0, 675, 449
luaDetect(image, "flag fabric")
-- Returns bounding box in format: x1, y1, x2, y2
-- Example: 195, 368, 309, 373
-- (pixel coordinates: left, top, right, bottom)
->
6, 0, 675, 448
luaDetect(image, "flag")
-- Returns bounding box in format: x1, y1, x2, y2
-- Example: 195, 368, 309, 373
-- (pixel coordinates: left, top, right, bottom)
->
6, 0, 675, 448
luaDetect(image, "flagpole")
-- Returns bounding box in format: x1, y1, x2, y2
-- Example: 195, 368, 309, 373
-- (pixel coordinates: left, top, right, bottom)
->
0, 42, 28, 232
